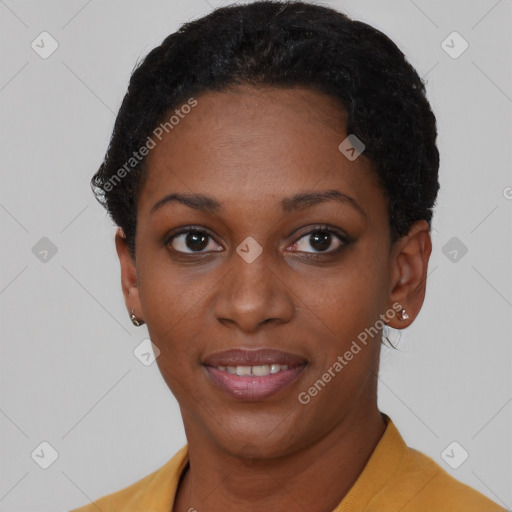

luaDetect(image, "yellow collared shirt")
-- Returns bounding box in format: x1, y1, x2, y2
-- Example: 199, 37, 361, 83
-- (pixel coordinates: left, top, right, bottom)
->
70, 415, 506, 511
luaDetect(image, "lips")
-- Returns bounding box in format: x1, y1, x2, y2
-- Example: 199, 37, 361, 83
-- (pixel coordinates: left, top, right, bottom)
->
203, 348, 306, 367
203, 348, 307, 401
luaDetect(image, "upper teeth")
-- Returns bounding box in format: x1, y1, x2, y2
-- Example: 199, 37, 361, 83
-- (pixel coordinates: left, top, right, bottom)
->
217, 364, 289, 376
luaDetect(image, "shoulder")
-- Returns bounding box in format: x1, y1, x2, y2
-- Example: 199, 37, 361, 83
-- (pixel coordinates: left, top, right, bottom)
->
68, 469, 158, 512
342, 415, 508, 512
68, 446, 188, 512
388, 445, 506, 511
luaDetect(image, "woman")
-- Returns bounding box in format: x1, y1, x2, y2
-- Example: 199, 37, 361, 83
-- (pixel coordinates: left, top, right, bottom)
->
70, 1, 506, 510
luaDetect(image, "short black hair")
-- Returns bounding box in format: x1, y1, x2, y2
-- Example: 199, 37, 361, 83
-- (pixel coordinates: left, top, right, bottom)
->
91, 0, 439, 260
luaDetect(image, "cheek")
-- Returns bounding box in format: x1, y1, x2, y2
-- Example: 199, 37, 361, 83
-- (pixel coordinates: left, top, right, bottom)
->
136, 258, 205, 359
289, 255, 389, 388
296, 268, 384, 404
292, 254, 387, 330
137, 245, 208, 322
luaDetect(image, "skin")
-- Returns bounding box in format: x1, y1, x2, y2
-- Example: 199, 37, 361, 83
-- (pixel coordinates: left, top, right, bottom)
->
115, 85, 432, 512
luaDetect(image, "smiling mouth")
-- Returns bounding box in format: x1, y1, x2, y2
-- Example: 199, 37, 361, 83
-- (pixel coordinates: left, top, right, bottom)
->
213, 364, 291, 376
202, 348, 307, 401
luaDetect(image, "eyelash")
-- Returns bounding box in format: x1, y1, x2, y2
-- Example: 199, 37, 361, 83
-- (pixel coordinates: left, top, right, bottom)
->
165, 224, 351, 257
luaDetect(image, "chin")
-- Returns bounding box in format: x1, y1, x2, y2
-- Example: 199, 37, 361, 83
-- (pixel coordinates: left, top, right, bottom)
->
205, 408, 306, 460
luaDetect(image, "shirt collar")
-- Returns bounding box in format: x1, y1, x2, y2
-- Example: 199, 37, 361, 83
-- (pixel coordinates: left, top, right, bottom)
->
136, 413, 405, 510
334, 413, 407, 511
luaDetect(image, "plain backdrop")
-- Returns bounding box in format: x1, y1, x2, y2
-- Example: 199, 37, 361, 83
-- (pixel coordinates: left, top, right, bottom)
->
1, 0, 511, 510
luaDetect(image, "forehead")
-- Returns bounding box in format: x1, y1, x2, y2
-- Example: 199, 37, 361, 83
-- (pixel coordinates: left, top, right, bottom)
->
138, 85, 384, 217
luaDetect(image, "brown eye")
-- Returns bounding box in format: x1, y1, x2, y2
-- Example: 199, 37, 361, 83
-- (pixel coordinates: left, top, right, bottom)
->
289, 227, 348, 254
168, 228, 222, 254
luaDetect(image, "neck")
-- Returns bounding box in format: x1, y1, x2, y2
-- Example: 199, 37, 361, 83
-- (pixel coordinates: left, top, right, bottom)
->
173, 405, 387, 512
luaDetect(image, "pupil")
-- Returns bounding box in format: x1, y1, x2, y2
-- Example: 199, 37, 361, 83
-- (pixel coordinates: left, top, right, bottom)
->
310, 231, 331, 251
187, 232, 208, 251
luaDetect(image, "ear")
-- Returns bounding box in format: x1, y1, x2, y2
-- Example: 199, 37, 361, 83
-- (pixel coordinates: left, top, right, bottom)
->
386, 220, 432, 328
115, 227, 143, 322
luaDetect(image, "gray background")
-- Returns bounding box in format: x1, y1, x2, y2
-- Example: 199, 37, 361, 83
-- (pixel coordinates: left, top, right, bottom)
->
1, 0, 511, 510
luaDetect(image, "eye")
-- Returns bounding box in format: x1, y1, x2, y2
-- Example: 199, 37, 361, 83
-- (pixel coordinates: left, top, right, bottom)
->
288, 225, 348, 254
166, 225, 349, 256
167, 227, 222, 254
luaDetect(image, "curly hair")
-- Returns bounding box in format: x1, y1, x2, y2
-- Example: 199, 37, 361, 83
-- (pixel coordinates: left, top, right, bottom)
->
91, 0, 439, 261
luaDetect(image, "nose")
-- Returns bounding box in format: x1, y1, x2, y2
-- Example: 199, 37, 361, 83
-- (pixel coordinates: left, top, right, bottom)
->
213, 247, 295, 333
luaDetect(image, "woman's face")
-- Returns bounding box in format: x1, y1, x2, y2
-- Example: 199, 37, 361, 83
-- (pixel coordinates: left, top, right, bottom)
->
118, 85, 425, 458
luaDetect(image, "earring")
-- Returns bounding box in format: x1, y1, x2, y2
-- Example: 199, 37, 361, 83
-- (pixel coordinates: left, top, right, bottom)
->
399, 308, 409, 321
130, 308, 144, 327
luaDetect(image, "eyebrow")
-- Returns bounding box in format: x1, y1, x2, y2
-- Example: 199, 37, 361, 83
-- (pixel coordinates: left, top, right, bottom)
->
150, 189, 366, 219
